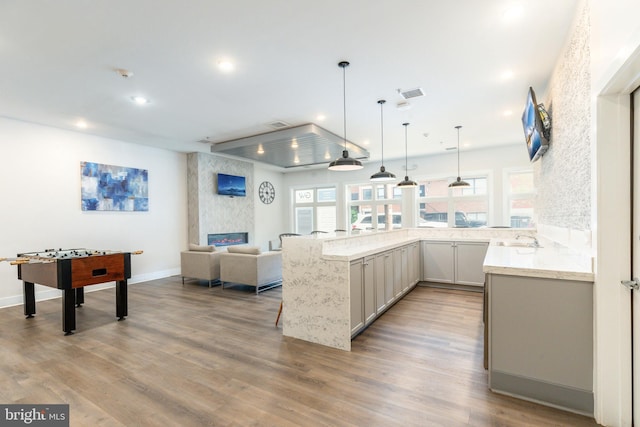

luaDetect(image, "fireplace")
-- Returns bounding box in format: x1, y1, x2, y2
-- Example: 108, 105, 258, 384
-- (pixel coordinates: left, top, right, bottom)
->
208, 232, 248, 247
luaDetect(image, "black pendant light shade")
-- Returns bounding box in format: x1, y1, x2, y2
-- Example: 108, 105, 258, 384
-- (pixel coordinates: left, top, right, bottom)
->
370, 99, 396, 182
328, 61, 363, 171
448, 125, 470, 187
397, 122, 417, 188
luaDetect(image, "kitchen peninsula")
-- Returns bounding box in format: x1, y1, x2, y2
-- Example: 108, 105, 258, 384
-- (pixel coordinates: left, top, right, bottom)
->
280, 227, 531, 351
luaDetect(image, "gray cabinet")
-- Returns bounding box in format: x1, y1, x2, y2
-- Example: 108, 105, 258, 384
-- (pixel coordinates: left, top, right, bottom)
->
363, 256, 375, 325
421, 241, 455, 284
373, 252, 393, 314
421, 240, 488, 287
455, 242, 489, 286
350, 256, 375, 337
486, 273, 593, 414
351, 242, 420, 337
350, 260, 364, 336
407, 242, 420, 289
393, 247, 406, 298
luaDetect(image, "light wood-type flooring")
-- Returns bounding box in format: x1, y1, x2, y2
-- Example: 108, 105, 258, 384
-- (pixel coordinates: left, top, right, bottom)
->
0, 278, 598, 426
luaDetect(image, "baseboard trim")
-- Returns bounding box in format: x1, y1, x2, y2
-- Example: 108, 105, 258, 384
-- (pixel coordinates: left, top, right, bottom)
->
490, 370, 593, 416
417, 281, 483, 293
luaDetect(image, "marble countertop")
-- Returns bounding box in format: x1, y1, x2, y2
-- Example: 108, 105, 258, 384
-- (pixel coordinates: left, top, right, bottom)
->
322, 237, 422, 260
483, 238, 594, 282
295, 228, 534, 261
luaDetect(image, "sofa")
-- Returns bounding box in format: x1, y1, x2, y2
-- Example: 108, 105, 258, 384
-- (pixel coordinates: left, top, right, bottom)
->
219, 245, 282, 294
180, 244, 222, 287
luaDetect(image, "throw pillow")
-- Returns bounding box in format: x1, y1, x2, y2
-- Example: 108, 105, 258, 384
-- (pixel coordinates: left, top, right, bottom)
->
227, 245, 261, 255
189, 243, 216, 252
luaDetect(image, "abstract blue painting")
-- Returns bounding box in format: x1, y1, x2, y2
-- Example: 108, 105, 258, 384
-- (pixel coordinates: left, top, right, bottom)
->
81, 161, 149, 211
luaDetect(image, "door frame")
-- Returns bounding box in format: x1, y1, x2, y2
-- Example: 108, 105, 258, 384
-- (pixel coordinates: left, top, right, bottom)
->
594, 49, 640, 426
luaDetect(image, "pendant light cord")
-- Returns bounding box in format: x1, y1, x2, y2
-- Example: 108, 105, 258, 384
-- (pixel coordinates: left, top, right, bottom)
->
404, 122, 409, 174
342, 64, 347, 150
456, 125, 462, 177
379, 100, 385, 165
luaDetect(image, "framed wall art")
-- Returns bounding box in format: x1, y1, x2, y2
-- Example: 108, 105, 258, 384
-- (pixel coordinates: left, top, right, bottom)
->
81, 161, 148, 211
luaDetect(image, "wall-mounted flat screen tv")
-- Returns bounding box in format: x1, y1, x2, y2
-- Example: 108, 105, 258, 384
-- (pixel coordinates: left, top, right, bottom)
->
217, 173, 246, 197
521, 86, 551, 162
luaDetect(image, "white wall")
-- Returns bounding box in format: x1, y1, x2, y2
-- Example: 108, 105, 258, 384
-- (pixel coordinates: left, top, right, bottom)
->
253, 166, 286, 252
0, 118, 188, 307
537, 3, 591, 230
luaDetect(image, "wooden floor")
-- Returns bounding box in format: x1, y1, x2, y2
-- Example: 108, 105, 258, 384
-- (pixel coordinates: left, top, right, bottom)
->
0, 278, 599, 427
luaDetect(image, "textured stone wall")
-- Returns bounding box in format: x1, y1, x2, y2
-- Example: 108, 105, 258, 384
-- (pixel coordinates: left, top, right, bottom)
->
535, 4, 591, 230
187, 152, 255, 245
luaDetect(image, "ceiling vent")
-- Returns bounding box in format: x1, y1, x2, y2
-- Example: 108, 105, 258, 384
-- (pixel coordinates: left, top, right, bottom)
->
399, 87, 425, 100
267, 120, 290, 129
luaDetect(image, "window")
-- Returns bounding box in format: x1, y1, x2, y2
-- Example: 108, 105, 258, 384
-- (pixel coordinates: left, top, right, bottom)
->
417, 175, 489, 228
293, 187, 336, 233
348, 183, 402, 231
505, 170, 535, 228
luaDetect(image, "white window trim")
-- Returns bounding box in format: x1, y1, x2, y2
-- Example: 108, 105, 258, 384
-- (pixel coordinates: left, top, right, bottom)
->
502, 167, 536, 228
415, 170, 492, 227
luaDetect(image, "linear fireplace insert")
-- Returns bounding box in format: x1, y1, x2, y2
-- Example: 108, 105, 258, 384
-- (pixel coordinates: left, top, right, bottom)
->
207, 232, 248, 247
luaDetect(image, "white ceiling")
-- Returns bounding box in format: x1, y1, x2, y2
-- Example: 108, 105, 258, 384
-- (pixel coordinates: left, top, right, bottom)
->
0, 0, 580, 170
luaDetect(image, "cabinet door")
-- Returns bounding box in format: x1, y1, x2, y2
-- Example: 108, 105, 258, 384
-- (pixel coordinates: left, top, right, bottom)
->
363, 256, 376, 325
400, 246, 409, 293
455, 242, 489, 286
350, 260, 364, 336
375, 253, 387, 314
384, 252, 394, 304
422, 241, 455, 283
393, 248, 404, 298
410, 242, 420, 286
411, 242, 420, 286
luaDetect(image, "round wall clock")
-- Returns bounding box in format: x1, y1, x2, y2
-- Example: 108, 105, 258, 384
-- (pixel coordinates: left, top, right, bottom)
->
258, 181, 275, 204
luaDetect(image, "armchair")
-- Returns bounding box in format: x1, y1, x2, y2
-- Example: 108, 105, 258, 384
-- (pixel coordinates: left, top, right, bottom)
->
180, 244, 222, 287
219, 246, 282, 294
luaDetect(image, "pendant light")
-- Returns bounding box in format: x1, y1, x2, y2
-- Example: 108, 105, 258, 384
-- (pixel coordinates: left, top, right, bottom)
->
328, 61, 363, 171
370, 99, 396, 181
448, 125, 470, 188
397, 122, 417, 188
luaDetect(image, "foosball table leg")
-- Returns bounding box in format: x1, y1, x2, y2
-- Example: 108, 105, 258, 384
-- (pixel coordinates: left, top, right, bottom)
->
75, 288, 84, 307
116, 280, 128, 321
23, 281, 35, 319
62, 288, 76, 335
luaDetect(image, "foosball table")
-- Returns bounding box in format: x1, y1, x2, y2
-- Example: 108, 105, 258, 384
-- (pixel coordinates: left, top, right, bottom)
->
2, 248, 142, 335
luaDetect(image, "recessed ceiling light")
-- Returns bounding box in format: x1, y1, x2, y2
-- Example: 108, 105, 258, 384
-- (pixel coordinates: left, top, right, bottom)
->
316, 114, 326, 121
363, 139, 370, 146
217, 59, 234, 72
131, 96, 149, 105
75, 120, 88, 129
503, 110, 513, 116
500, 69, 514, 80
503, 4, 523, 22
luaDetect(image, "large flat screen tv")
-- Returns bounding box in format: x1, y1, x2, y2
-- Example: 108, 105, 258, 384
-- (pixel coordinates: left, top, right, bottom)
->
521, 86, 551, 162
217, 173, 246, 197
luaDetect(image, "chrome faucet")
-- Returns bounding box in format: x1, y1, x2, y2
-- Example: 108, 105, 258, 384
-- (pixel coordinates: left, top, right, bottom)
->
516, 234, 540, 247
